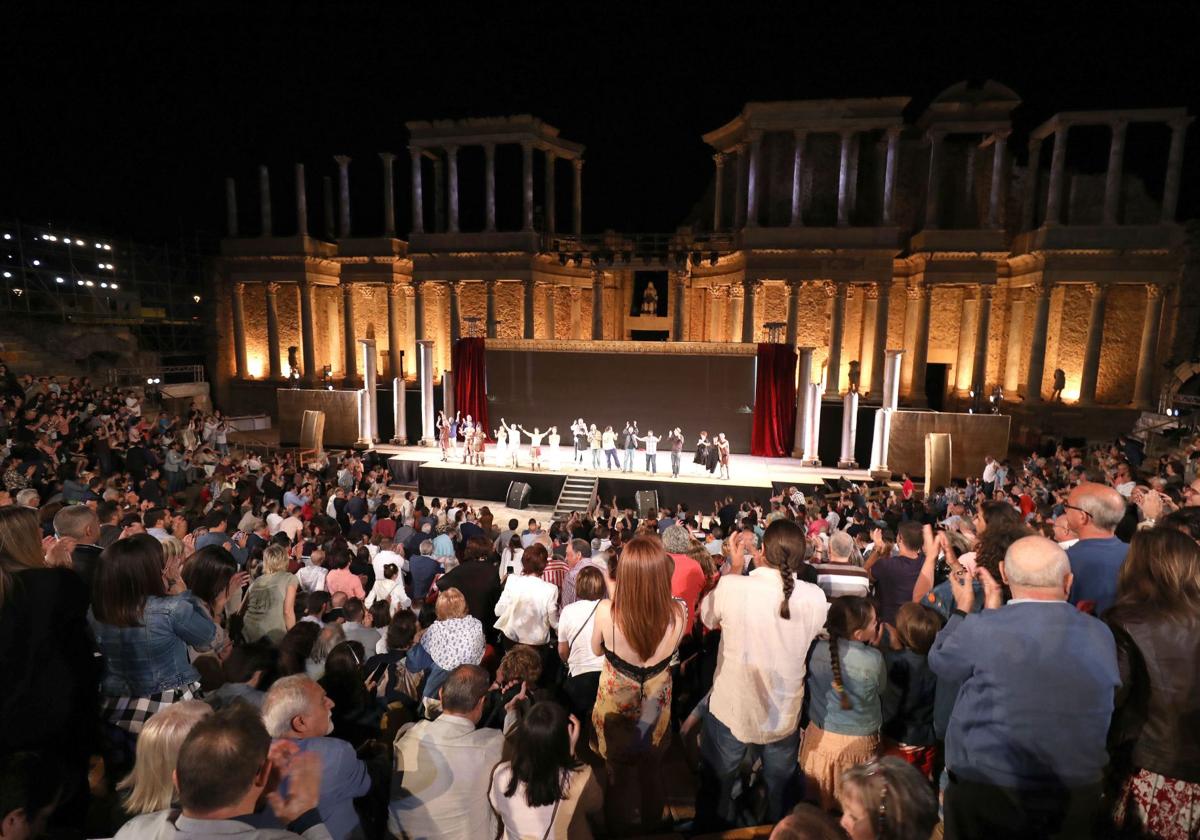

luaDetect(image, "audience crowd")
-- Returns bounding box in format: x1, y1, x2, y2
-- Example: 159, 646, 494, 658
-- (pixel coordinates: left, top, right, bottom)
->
1, 367, 1198, 840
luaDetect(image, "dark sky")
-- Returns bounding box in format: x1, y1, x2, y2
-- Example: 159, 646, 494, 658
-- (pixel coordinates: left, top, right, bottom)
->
5, 2, 1199, 244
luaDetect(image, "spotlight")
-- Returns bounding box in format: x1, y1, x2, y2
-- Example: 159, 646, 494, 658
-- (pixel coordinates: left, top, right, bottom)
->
12, 289, 22, 297
110, 284, 118, 290
192, 294, 201, 303
56, 277, 64, 283
77, 280, 85, 286
2, 234, 10, 240
103, 244, 111, 250
85, 280, 94, 287
2, 272, 10, 279
31, 260, 39, 266
94, 243, 102, 249
75, 239, 84, 246
100, 282, 108, 288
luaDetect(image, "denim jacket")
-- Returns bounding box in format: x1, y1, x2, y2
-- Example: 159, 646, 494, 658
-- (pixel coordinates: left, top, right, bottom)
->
90, 592, 216, 696
805, 637, 888, 736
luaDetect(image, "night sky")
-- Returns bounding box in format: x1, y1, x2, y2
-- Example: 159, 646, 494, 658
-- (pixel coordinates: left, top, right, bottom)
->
5, 2, 1199, 244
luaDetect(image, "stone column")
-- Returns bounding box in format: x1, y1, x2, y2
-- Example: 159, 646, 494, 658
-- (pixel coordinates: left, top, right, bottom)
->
1003, 291, 1026, 394
785, 279, 802, 346
404, 282, 417, 365
543, 283, 556, 339
572, 159, 583, 235
225, 177, 238, 237
417, 339, 435, 445
544, 150, 556, 234
299, 281, 316, 382
728, 283, 744, 342
591, 270, 604, 340
825, 281, 848, 394
342, 281, 357, 384
712, 153, 725, 230
924, 131, 944, 229
323, 176, 336, 238
409, 148, 424, 234
484, 143, 496, 232
484, 280, 497, 339
392, 375, 406, 444
881, 349, 903, 412
882, 127, 901, 225
387, 281, 403, 379
708, 286, 725, 342
1162, 117, 1192, 223
446, 145, 460, 234
671, 270, 687, 340
521, 142, 534, 232
448, 280, 462, 347
858, 284, 878, 392
746, 132, 762, 227
442, 370, 455, 420
379, 152, 396, 237
963, 142, 978, 223
294, 163, 308, 236
1024, 280, 1052, 402
432, 156, 445, 232
523, 277, 536, 339
733, 144, 747, 228
971, 286, 993, 397
740, 279, 758, 343
1102, 120, 1126, 226
954, 292, 978, 393
870, 350, 905, 475
1021, 139, 1042, 231
231, 281, 247, 378
1078, 283, 1110, 406
869, 281, 892, 398
334, 155, 352, 238
1133, 284, 1166, 407
901, 280, 930, 404
793, 346, 815, 458
839, 390, 860, 468
987, 130, 1009, 229
1045, 125, 1068, 226
837, 130, 855, 227
265, 282, 282, 379
569, 287, 583, 340
258, 165, 272, 237
789, 131, 806, 227
802, 383, 823, 466
358, 338, 378, 443
412, 278, 425, 341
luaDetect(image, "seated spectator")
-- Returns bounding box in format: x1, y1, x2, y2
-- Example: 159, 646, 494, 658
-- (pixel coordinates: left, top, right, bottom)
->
204, 642, 275, 710
339, 598, 379, 651
406, 588, 486, 704
488, 701, 603, 839
116, 701, 212, 819
318, 641, 382, 747
52, 503, 104, 597
836, 757, 939, 840
324, 548, 366, 601
296, 549, 328, 594
240, 544, 299, 645
306, 624, 346, 682
115, 703, 330, 839
262, 675, 373, 840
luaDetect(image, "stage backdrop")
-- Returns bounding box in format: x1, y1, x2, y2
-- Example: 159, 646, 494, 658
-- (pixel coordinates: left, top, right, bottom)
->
484, 346, 757, 452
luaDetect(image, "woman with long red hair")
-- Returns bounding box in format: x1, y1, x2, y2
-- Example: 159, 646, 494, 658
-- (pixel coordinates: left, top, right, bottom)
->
589, 534, 687, 834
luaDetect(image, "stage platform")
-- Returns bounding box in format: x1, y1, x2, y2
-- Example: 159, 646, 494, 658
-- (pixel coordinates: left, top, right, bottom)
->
373, 444, 871, 511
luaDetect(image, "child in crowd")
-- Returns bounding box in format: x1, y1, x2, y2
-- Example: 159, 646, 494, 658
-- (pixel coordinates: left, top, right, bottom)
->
881, 602, 940, 779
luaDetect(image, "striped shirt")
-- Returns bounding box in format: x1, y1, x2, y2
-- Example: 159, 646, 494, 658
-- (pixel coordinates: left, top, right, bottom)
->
542, 559, 569, 594
811, 562, 872, 601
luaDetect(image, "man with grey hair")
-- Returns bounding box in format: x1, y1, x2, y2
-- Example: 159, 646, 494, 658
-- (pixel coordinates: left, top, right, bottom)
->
406, 539, 442, 602
53, 504, 104, 595
262, 676, 372, 840
15, 488, 39, 509
810, 529, 870, 600
561, 537, 606, 607
929, 535, 1119, 838
1063, 481, 1129, 615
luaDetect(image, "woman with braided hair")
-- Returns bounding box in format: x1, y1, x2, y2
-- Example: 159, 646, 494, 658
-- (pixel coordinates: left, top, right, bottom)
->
801, 595, 888, 811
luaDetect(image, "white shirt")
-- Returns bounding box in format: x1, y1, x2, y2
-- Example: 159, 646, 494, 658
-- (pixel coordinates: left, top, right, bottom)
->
373, 549, 405, 583
983, 461, 998, 482
499, 547, 523, 583
366, 576, 411, 614
557, 599, 605, 677
494, 574, 560, 645
296, 565, 328, 593
1115, 480, 1136, 498
640, 434, 661, 454
277, 515, 303, 543
700, 567, 829, 744
266, 512, 284, 535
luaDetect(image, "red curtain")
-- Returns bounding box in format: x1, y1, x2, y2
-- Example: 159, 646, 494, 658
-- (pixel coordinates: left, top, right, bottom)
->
751, 342, 797, 457
452, 337, 491, 440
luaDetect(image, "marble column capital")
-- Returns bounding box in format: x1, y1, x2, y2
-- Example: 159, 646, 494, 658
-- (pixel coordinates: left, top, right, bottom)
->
713, 152, 726, 167
729, 284, 744, 300
408, 146, 423, 160
265, 281, 281, 296
1145, 282, 1166, 299
707, 285, 728, 299
925, 129, 946, 145
1108, 118, 1129, 135
448, 279, 463, 293
333, 154, 352, 168
378, 152, 396, 164
1083, 282, 1108, 298
387, 280, 403, 298
863, 284, 880, 300
1027, 278, 1052, 297
572, 158, 583, 172
885, 125, 903, 140
906, 278, 927, 299
977, 284, 995, 301
341, 280, 355, 297
569, 285, 583, 301
484, 278, 498, 291
233, 280, 246, 294
1169, 116, 1194, 133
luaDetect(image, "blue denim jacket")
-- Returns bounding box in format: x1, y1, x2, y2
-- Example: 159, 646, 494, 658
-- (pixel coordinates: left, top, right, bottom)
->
806, 637, 888, 736
90, 593, 216, 696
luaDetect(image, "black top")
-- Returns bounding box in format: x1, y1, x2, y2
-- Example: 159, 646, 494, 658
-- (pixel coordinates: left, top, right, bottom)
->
437, 561, 503, 637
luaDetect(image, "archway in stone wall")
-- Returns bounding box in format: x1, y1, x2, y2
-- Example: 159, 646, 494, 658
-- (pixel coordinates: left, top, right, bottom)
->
1161, 361, 1200, 410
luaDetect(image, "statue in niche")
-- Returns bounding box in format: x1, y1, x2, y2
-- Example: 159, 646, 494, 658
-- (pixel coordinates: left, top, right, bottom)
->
641, 280, 658, 315
287, 346, 301, 379
847, 360, 861, 393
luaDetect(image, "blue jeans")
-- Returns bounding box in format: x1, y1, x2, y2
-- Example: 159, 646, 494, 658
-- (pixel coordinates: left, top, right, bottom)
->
623, 447, 635, 471
591, 448, 601, 469
698, 710, 801, 828
605, 448, 620, 469
645, 453, 657, 473
670, 452, 681, 477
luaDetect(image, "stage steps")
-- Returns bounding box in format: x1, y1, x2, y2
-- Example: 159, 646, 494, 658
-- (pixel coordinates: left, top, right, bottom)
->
553, 475, 598, 519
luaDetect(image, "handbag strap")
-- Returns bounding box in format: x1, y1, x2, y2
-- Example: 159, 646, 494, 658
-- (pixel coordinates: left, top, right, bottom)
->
568, 600, 601, 649
542, 796, 562, 840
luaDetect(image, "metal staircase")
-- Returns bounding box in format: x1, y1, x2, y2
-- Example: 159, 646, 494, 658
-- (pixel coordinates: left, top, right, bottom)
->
553, 475, 598, 519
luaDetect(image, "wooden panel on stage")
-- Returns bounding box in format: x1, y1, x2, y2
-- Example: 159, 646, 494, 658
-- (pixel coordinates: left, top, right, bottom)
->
924, 433, 952, 494
888, 412, 1010, 479
484, 344, 757, 452
278, 389, 360, 447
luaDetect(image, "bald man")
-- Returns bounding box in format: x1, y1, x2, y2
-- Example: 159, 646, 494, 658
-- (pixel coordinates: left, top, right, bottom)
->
1063, 482, 1129, 615
929, 536, 1119, 839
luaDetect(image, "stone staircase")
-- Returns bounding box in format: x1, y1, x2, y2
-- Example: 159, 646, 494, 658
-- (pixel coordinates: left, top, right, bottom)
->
553, 475, 598, 519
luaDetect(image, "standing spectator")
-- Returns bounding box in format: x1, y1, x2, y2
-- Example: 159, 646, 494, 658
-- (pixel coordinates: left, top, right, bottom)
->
365, 563, 411, 616
407, 588, 486, 704
240, 544, 299, 645
880, 603, 939, 779
406, 540, 442, 602
1064, 482, 1129, 615
435, 535, 502, 637
494, 543, 560, 650
324, 548, 366, 601
812, 530, 871, 600
868, 522, 924, 625
1106, 528, 1200, 838
929, 536, 1119, 837
556, 566, 607, 723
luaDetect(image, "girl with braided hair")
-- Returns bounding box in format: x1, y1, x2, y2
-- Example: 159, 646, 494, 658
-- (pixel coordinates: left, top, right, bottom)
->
801, 595, 888, 811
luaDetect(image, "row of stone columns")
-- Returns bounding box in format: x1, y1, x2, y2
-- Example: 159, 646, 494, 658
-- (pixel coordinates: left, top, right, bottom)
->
409, 142, 583, 236
714, 128, 903, 230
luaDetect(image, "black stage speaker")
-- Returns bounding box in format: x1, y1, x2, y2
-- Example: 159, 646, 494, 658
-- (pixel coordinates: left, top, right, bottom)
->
636, 490, 659, 519
507, 481, 531, 510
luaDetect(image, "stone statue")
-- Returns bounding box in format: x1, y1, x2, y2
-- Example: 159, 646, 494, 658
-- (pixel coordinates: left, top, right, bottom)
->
847, 360, 861, 393
287, 346, 301, 379
1051, 368, 1066, 402
641, 280, 658, 315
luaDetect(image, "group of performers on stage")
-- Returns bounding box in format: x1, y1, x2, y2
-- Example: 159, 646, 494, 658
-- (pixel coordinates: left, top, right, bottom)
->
434, 411, 732, 479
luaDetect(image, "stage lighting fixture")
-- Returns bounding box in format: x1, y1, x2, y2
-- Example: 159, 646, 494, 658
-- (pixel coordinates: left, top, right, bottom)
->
31, 260, 39, 266
110, 284, 118, 290
2, 272, 10, 279
2, 234, 10, 240
12, 289, 22, 297
56, 277, 64, 283
193, 294, 201, 303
